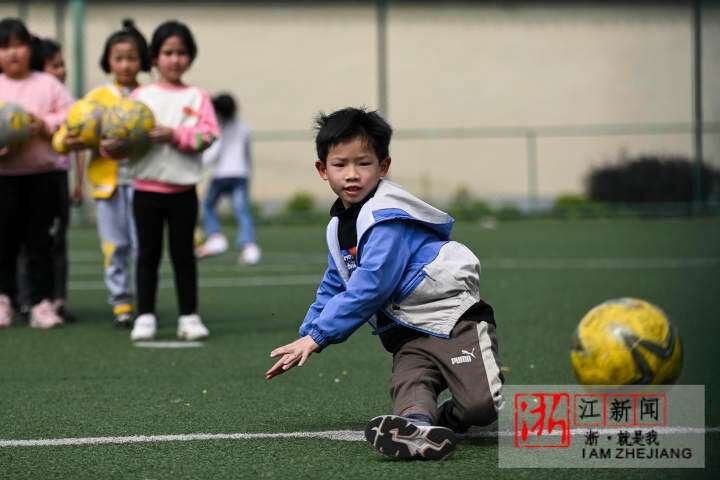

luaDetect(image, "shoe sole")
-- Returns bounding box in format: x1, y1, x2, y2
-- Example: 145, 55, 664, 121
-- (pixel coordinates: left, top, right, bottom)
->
177, 329, 209, 341
130, 331, 155, 341
29, 319, 64, 329
364, 415, 456, 460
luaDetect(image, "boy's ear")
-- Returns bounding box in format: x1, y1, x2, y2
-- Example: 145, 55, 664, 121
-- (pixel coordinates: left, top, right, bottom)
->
380, 157, 391, 177
315, 160, 328, 180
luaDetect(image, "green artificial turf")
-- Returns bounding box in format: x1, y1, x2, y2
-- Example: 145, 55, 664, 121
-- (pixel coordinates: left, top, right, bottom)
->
1, 219, 718, 479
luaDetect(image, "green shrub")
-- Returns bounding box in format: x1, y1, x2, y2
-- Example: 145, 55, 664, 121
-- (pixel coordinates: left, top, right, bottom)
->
495, 203, 525, 220
285, 191, 316, 214
586, 155, 719, 203
552, 194, 608, 219
447, 186, 492, 222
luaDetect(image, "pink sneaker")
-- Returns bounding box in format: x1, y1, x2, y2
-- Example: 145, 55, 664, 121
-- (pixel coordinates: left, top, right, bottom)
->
29, 300, 64, 329
0, 294, 13, 328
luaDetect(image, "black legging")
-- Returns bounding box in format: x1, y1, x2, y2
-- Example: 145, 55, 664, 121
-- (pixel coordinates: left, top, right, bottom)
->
16, 170, 70, 307
0, 172, 55, 306
133, 188, 198, 316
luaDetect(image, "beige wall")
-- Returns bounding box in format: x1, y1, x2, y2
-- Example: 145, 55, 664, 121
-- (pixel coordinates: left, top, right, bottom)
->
6, 1, 719, 207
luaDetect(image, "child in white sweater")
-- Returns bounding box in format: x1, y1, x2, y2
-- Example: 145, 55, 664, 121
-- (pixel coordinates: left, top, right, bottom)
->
126, 21, 219, 342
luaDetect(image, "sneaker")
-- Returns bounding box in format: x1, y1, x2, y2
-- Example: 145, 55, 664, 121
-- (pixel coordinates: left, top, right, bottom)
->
239, 242, 261, 265
112, 304, 134, 329
0, 294, 13, 328
436, 399, 470, 434
177, 314, 209, 341
196, 233, 228, 258
364, 415, 457, 460
130, 313, 157, 341
114, 312, 133, 329
53, 300, 77, 323
29, 299, 64, 329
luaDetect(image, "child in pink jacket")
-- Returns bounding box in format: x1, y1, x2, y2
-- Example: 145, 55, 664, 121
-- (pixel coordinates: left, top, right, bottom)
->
0, 18, 73, 329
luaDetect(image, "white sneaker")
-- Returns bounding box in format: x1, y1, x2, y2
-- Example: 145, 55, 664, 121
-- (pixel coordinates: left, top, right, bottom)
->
130, 313, 157, 341
0, 294, 13, 328
239, 242, 262, 265
177, 314, 209, 340
29, 299, 64, 329
195, 233, 228, 258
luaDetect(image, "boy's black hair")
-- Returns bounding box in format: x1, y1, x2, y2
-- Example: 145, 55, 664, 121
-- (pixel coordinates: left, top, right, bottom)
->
30, 36, 61, 71
149, 20, 197, 64
0, 18, 32, 47
100, 19, 151, 73
315, 107, 392, 163
212, 93, 237, 123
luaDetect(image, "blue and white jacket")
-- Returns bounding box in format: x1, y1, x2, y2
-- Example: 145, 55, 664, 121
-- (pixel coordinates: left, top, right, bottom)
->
299, 179, 482, 349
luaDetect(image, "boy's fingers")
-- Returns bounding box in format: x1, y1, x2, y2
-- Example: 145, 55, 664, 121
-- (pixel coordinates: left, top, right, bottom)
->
298, 350, 310, 367
282, 354, 298, 367
270, 346, 290, 357
265, 358, 286, 377
282, 355, 300, 370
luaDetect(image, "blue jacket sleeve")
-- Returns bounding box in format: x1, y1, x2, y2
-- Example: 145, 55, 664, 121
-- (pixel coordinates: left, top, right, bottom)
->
299, 253, 344, 342
300, 221, 411, 348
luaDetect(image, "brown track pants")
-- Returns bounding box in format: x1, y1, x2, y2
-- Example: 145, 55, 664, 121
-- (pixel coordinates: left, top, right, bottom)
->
389, 302, 504, 430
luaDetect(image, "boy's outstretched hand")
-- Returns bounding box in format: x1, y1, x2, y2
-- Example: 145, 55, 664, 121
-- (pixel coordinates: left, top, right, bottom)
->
265, 335, 320, 380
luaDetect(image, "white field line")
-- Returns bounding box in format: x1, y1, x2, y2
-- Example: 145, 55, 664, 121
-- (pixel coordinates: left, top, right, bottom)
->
68, 275, 321, 291
486, 257, 720, 270
67, 251, 327, 263
66, 257, 720, 287
1, 426, 718, 448
133, 341, 203, 349
68, 262, 327, 276
66, 249, 720, 270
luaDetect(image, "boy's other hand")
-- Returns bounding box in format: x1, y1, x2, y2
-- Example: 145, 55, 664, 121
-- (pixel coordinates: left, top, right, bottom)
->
149, 126, 174, 144
265, 335, 320, 380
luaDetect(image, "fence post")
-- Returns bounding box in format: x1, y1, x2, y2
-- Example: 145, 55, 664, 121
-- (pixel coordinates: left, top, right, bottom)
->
692, 0, 704, 211
526, 131, 538, 212
376, 0, 389, 118
17, 0, 28, 20
70, 0, 85, 98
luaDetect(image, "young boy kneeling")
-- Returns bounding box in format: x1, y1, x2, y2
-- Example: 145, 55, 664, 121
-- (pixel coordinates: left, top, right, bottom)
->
266, 107, 504, 460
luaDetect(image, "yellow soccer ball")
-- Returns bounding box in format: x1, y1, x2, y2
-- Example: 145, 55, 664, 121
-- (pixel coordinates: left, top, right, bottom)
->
66, 99, 104, 147
570, 298, 682, 385
101, 98, 155, 156
0, 100, 32, 150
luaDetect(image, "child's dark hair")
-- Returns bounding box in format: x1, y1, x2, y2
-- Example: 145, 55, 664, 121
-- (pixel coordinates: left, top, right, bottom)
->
0, 17, 32, 47
30, 36, 61, 71
315, 107, 392, 163
212, 93, 237, 123
100, 19, 151, 73
150, 20, 197, 64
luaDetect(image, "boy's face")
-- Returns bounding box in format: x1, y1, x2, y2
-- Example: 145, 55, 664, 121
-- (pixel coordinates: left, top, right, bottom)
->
316, 137, 391, 208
